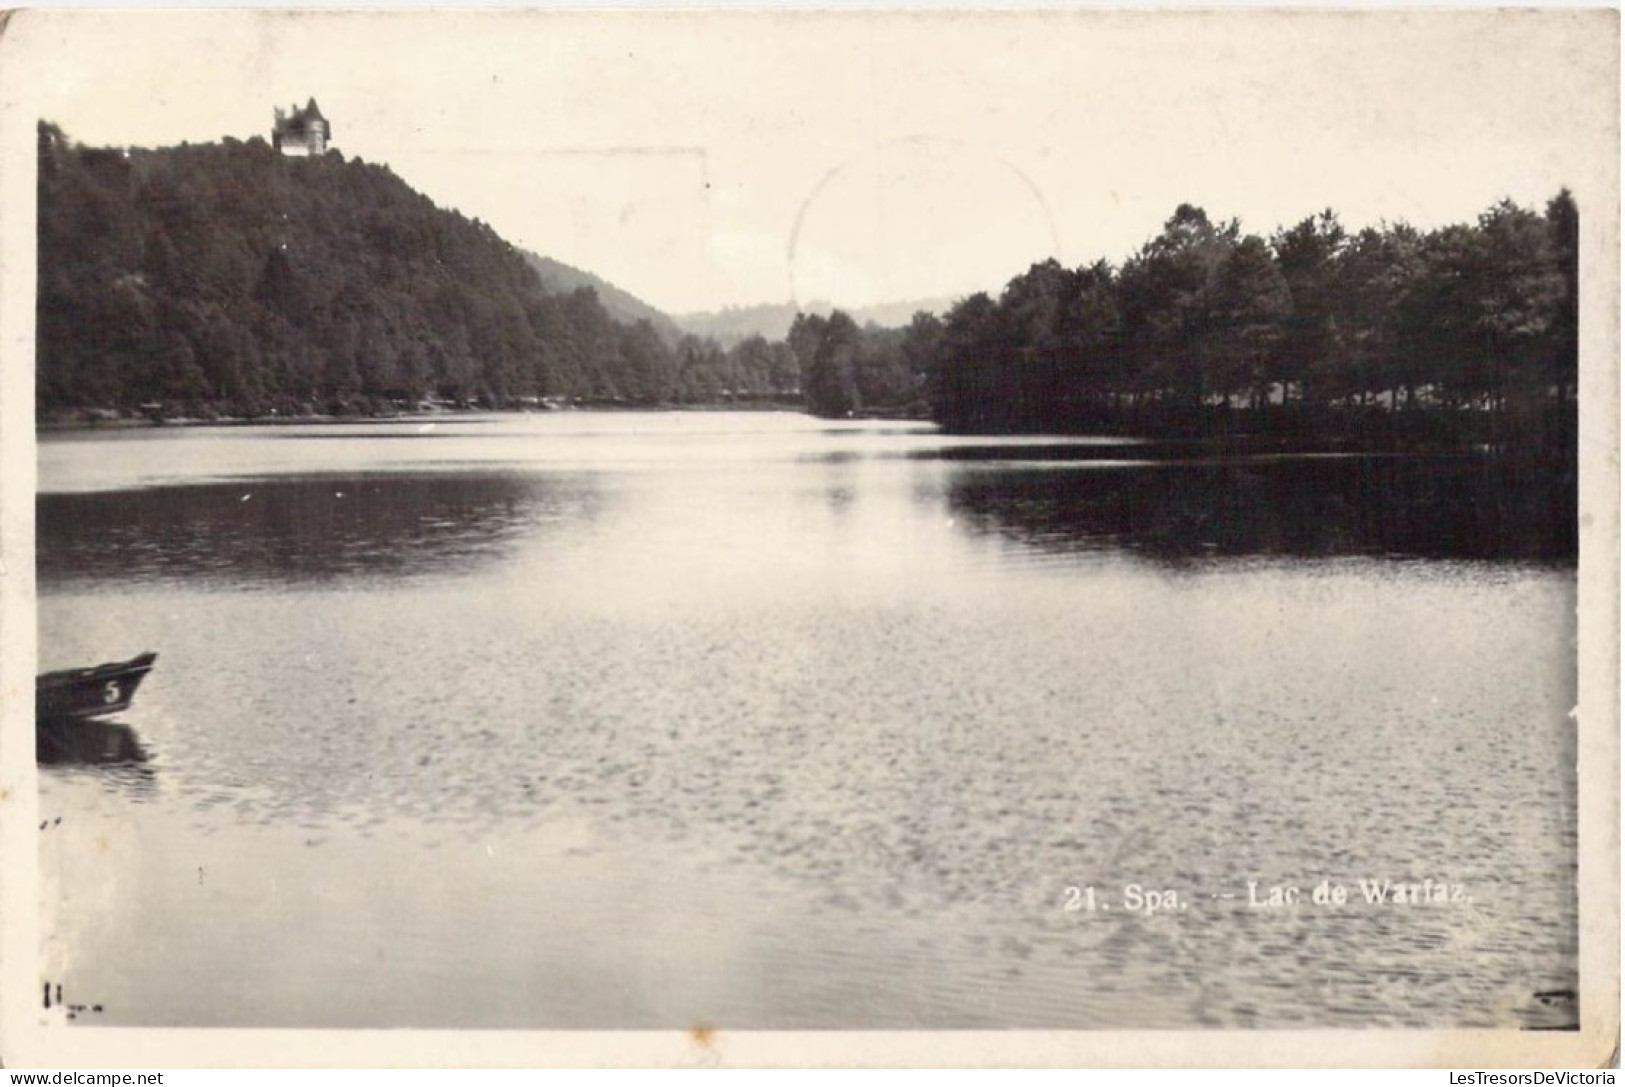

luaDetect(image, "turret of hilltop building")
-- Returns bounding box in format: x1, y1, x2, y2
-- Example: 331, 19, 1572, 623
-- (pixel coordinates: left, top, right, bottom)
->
272, 98, 331, 156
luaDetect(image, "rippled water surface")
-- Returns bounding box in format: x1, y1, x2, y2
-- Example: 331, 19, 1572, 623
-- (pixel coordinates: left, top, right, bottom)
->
36, 413, 1577, 1028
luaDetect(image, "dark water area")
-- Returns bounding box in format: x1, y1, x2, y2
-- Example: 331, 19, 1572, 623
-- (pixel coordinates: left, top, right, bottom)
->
37, 449, 1575, 591
35, 413, 1578, 1029
38, 473, 602, 588
944, 452, 1577, 564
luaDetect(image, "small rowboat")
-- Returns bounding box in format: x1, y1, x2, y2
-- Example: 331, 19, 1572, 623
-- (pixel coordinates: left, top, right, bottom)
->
36, 652, 158, 724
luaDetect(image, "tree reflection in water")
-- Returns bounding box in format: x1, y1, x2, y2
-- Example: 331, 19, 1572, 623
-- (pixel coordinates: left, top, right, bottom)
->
38, 472, 603, 589
945, 452, 1576, 564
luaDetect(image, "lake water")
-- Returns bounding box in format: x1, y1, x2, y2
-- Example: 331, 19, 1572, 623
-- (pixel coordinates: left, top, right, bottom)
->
35, 412, 1578, 1029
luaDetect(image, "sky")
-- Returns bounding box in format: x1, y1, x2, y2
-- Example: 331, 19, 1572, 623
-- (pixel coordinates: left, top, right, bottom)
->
3, 8, 1617, 316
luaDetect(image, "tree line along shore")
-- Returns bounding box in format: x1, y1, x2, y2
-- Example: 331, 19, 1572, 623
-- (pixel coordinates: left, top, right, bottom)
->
37, 123, 1576, 459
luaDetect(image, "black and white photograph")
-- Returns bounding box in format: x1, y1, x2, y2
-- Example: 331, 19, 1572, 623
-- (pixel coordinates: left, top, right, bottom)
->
0, 7, 1616, 1067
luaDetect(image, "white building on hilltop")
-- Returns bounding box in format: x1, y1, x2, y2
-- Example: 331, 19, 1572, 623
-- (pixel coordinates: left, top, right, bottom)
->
272, 98, 330, 156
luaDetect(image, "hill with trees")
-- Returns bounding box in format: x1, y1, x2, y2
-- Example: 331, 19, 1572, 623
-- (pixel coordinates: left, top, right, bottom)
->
35, 124, 793, 419
521, 251, 682, 342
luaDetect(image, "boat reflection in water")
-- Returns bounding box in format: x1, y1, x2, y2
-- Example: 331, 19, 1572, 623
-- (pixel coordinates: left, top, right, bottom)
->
37, 717, 156, 794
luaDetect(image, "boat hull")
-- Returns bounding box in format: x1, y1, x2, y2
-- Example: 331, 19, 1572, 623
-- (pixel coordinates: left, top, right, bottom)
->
36, 652, 158, 723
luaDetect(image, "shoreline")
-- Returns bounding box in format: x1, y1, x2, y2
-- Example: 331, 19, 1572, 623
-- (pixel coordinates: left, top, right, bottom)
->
35, 402, 825, 433
33, 409, 1576, 467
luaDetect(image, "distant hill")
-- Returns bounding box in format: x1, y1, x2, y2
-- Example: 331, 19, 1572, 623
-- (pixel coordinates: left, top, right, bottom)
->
672, 302, 801, 345
675, 296, 960, 345
35, 124, 787, 417
522, 252, 682, 342
845, 296, 964, 331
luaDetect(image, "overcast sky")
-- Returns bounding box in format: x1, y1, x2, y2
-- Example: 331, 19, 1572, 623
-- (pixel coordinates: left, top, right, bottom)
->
6, 9, 1616, 315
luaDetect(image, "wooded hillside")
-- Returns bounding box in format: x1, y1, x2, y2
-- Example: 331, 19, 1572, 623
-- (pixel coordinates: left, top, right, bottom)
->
36, 124, 794, 418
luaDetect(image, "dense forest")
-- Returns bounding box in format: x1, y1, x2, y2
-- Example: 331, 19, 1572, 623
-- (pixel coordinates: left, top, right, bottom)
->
791, 197, 1578, 452
36, 124, 796, 418
38, 123, 1578, 456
